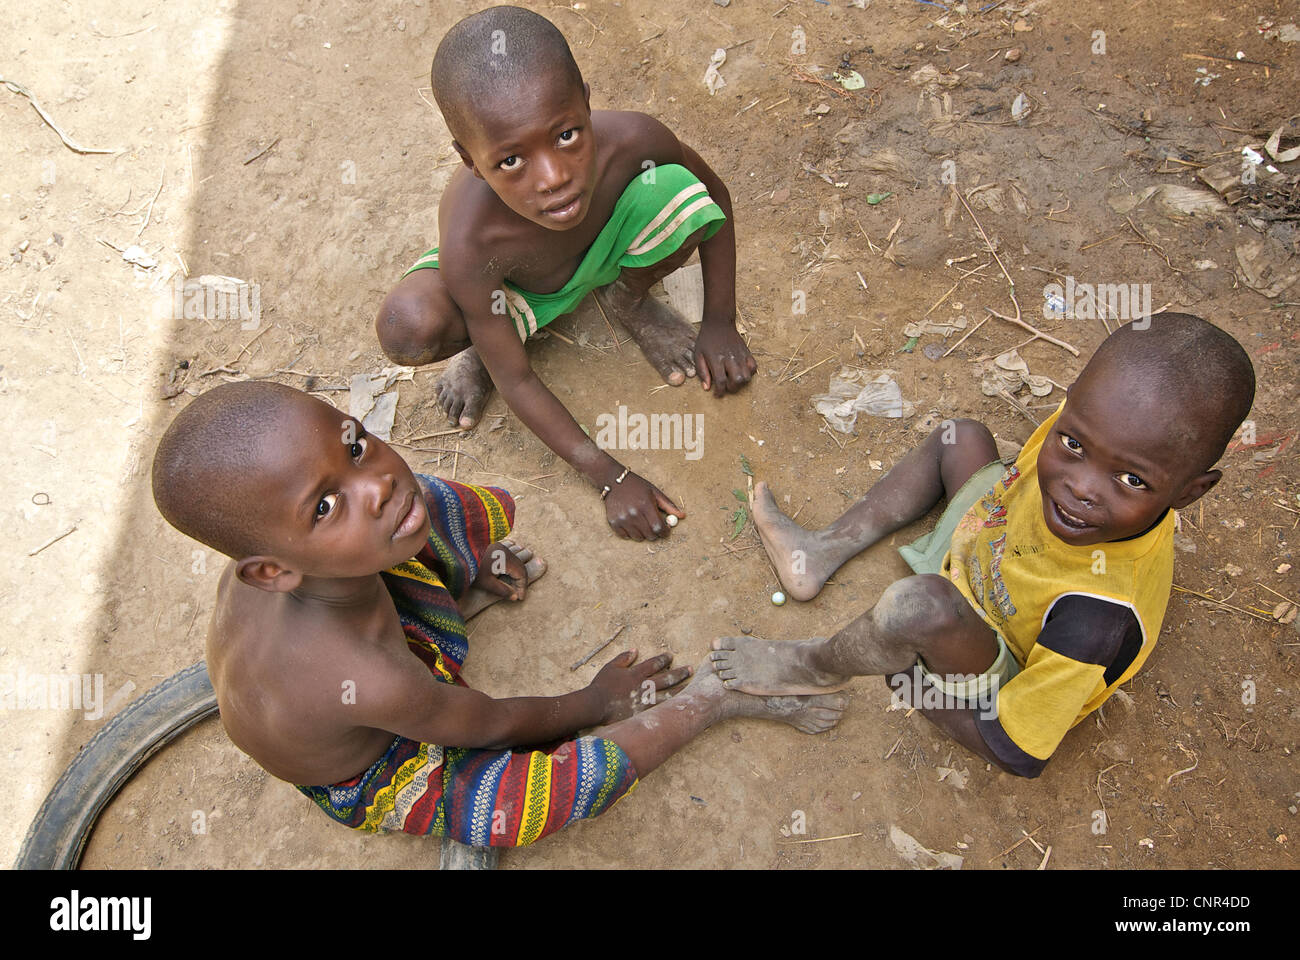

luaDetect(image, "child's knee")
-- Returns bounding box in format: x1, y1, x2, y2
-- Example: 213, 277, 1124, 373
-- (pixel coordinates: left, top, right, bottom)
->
374, 274, 464, 365
872, 574, 965, 637
936, 417, 995, 452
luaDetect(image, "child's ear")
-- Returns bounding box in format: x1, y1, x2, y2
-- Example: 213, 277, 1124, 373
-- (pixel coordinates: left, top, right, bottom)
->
582, 81, 591, 111
235, 556, 303, 594
450, 140, 482, 178
1170, 469, 1222, 510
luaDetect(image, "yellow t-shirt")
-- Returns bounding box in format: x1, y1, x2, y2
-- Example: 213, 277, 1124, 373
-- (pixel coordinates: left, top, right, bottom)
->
944, 402, 1175, 761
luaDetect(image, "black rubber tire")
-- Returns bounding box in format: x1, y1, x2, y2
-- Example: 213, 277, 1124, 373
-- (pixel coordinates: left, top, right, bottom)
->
14, 658, 499, 870
13, 660, 218, 870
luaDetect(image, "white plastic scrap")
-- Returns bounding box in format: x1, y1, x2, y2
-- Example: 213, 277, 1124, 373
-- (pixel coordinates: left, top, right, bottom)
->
813, 367, 915, 433
121, 245, 157, 269
703, 48, 727, 96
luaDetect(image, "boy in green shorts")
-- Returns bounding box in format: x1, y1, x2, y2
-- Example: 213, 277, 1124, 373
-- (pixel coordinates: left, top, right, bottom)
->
374, 6, 756, 542
710, 314, 1255, 776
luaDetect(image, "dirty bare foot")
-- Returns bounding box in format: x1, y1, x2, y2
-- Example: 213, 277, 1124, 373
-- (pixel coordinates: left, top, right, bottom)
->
750, 481, 850, 602
681, 655, 848, 734
435, 346, 494, 430
459, 540, 547, 619
595, 280, 697, 386
708, 635, 851, 696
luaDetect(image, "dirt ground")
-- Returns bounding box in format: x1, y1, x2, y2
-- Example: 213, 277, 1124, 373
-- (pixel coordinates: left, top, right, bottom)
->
3, 0, 1297, 871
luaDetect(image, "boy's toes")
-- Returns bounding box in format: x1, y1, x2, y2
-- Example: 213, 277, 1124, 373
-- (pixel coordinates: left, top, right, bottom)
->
523, 556, 547, 583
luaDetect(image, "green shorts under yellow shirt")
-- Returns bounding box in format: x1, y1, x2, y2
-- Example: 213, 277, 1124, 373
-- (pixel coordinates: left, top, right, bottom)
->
403, 163, 726, 343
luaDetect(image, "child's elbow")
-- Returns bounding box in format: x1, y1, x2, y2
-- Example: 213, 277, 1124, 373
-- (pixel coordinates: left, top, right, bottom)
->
997, 754, 1048, 779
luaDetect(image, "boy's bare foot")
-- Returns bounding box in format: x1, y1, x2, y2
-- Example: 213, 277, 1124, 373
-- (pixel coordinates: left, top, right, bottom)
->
684, 656, 848, 734
595, 281, 697, 387
435, 346, 494, 429
708, 635, 851, 696
750, 481, 843, 602
459, 540, 547, 619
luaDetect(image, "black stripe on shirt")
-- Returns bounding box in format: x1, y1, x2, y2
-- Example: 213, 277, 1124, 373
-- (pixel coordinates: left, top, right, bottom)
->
976, 712, 1047, 778
1038, 593, 1143, 678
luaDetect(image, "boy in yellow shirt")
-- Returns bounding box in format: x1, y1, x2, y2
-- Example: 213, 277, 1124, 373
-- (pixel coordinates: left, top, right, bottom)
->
711, 314, 1255, 776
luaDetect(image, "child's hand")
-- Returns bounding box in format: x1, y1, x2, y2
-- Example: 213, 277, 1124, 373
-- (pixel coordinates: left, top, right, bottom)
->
605, 471, 684, 541
694, 323, 757, 397
588, 649, 693, 723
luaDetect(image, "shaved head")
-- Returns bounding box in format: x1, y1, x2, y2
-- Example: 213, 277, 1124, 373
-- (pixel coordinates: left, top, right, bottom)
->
152, 381, 305, 559
1078, 313, 1255, 475
431, 5, 584, 145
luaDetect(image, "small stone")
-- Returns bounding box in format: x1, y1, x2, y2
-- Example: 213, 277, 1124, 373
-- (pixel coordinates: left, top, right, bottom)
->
772, 591, 787, 606
1278, 563, 1292, 574
665, 514, 678, 527
1013, 18, 1032, 31
1099, 740, 1131, 762
1004, 47, 1022, 62
17, 240, 30, 253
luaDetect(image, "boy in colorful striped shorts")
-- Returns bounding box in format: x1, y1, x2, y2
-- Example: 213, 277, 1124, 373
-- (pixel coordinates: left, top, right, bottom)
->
151, 383, 845, 847
374, 6, 756, 542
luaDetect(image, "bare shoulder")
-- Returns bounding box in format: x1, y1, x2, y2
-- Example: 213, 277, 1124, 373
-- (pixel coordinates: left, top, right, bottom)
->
436, 167, 514, 284
205, 578, 429, 782
594, 110, 685, 170
208, 584, 372, 732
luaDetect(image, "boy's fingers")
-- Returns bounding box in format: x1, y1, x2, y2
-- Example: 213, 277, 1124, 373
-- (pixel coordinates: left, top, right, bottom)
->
651, 665, 693, 689
638, 653, 674, 677
695, 349, 712, 390
652, 487, 684, 519
725, 356, 750, 390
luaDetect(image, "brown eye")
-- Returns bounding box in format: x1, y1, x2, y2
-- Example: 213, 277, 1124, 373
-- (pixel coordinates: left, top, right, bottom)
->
315, 493, 338, 518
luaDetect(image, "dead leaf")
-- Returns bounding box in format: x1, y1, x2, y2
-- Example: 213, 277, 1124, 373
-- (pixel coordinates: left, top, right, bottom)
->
1265, 125, 1300, 163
